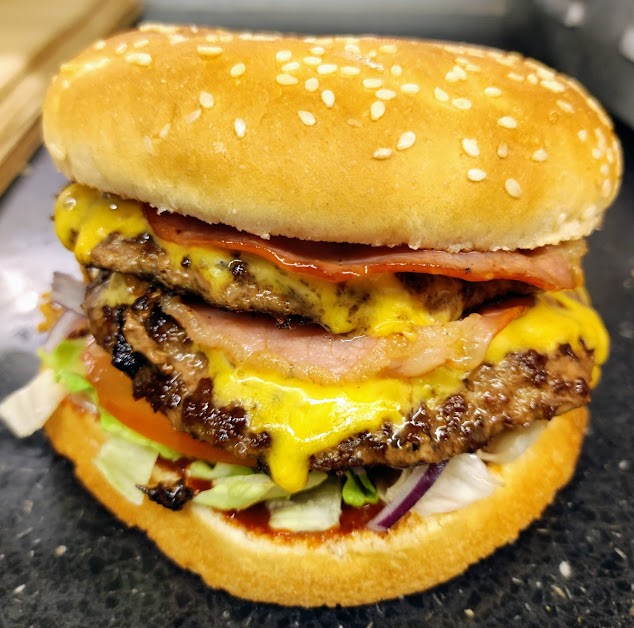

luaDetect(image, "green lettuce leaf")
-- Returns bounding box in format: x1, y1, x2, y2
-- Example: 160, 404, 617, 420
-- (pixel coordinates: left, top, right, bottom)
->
267, 478, 342, 532
342, 469, 379, 507
93, 434, 158, 505
193, 471, 327, 510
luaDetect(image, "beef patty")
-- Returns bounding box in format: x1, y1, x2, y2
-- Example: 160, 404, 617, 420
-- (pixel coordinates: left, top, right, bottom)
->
84, 272, 593, 472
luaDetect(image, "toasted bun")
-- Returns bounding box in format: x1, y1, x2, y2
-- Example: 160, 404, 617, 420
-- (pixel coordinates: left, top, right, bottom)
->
45, 399, 588, 607
42, 26, 621, 251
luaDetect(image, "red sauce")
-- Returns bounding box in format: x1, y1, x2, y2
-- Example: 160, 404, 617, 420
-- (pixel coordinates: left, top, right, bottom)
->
223, 501, 385, 541
155, 459, 385, 538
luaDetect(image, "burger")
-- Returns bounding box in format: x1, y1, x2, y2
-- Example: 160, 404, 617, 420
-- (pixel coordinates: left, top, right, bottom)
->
0, 25, 621, 606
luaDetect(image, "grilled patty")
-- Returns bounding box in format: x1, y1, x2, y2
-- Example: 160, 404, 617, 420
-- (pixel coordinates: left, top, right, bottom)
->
85, 272, 593, 471
89, 232, 534, 333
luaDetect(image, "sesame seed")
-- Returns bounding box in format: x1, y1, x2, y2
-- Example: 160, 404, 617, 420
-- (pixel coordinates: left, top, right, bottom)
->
230, 63, 246, 77
536, 67, 556, 80
125, 52, 152, 67
592, 147, 603, 159
445, 71, 460, 83
453, 66, 467, 79
140, 23, 176, 33
168, 34, 188, 45
276, 73, 299, 86
465, 63, 481, 72
541, 79, 565, 93
305, 78, 319, 91
498, 116, 518, 129
94, 40, 106, 51
276, 50, 292, 63
205, 34, 218, 42
376, 89, 397, 100
143, 136, 154, 153
602, 179, 612, 197
400, 83, 420, 94
497, 143, 509, 158
467, 168, 487, 181
578, 129, 588, 141
344, 43, 361, 54
347, 118, 362, 128
379, 44, 398, 53
298, 110, 316, 126
373, 147, 392, 160
370, 101, 386, 121
455, 57, 469, 66
234, 118, 246, 139
184, 109, 201, 124
461, 138, 480, 157
452, 98, 472, 110
197, 45, 223, 58
340, 66, 360, 76
115, 42, 128, 54
282, 61, 300, 72
321, 90, 335, 108
527, 73, 538, 84
557, 99, 575, 113
505, 178, 522, 198
600, 164, 609, 176
606, 148, 615, 164
159, 123, 171, 139
363, 78, 383, 89
484, 86, 502, 97
397, 131, 416, 151
390, 65, 403, 77
303, 56, 322, 66
531, 148, 548, 162
317, 64, 338, 75
133, 39, 149, 48
434, 87, 449, 102
559, 561, 572, 579
310, 46, 326, 55
507, 71, 524, 82
199, 91, 215, 109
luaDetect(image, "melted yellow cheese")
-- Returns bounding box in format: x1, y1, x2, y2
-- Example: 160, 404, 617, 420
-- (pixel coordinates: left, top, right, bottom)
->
202, 291, 608, 491
56, 184, 609, 493
54, 183, 445, 335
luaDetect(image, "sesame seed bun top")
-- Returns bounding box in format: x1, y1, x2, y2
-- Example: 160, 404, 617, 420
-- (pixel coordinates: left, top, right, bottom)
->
43, 25, 622, 251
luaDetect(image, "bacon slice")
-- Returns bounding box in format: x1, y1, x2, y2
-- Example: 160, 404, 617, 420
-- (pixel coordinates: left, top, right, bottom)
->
162, 297, 527, 385
145, 208, 584, 291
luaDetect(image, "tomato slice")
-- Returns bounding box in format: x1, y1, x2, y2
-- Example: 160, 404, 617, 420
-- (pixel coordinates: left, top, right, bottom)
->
81, 342, 255, 466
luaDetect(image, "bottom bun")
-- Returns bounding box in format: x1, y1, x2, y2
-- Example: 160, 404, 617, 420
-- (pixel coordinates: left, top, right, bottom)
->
44, 402, 588, 607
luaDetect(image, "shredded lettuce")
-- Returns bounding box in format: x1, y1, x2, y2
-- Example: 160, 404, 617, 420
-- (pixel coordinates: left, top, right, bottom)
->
187, 460, 254, 480
94, 434, 158, 505
100, 410, 183, 461
267, 478, 343, 532
193, 471, 327, 510
39, 339, 94, 396
342, 469, 379, 507
0, 369, 67, 437
412, 454, 501, 516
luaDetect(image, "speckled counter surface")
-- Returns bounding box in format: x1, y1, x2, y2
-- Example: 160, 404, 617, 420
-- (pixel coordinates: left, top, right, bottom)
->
0, 119, 632, 627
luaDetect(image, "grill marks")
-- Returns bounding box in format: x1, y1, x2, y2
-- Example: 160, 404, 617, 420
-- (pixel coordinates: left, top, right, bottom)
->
86, 274, 593, 471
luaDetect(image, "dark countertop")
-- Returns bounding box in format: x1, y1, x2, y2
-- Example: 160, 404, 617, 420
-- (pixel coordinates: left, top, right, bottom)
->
0, 128, 632, 628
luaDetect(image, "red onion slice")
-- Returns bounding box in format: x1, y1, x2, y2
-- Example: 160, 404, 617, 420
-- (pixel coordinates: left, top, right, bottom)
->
51, 272, 85, 315
367, 461, 447, 532
42, 309, 86, 352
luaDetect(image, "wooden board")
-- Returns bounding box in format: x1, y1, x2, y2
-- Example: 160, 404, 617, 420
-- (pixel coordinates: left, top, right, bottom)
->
0, 0, 141, 195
